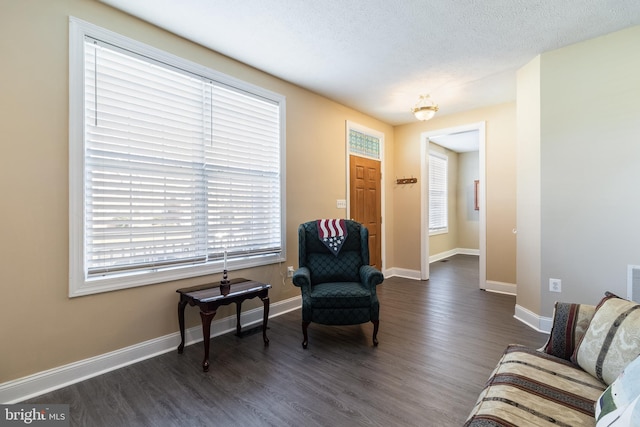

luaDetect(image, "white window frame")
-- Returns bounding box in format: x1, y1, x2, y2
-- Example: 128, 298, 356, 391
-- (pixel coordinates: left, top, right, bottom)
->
68, 17, 286, 297
428, 151, 448, 236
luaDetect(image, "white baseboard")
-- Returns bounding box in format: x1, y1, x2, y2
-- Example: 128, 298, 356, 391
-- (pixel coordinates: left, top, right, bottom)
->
384, 267, 421, 280
429, 248, 479, 263
514, 304, 552, 334
457, 248, 480, 256
484, 280, 517, 295
0, 296, 301, 404
429, 249, 458, 263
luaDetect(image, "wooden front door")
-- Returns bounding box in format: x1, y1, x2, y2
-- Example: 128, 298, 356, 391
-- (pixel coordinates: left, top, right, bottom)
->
349, 155, 381, 270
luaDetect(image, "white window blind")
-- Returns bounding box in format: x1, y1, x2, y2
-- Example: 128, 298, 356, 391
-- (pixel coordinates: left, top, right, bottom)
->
429, 152, 448, 233
69, 18, 284, 295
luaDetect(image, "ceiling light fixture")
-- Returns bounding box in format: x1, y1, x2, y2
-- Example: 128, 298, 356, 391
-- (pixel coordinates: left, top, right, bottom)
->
412, 94, 439, 121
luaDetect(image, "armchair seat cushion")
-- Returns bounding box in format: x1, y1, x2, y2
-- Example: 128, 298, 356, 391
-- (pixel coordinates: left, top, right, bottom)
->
308, 282, 373, 308
311, 307, 373, 325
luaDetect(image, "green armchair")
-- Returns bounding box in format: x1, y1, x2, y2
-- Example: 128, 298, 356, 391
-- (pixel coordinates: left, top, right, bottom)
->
292, 219, 384, 348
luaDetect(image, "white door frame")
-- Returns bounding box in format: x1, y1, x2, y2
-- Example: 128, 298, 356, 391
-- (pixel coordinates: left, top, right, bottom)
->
420, 122, 486, 288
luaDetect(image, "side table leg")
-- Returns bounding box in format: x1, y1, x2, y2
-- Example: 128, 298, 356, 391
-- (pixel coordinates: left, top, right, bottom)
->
177, 299, 188, 354
261, 295, 270, 346
200, 310, 217, 372
235, 301, 242, 337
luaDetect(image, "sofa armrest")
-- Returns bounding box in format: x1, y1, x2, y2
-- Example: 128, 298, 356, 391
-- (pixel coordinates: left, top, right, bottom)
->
466, 344, 606, 426
540, 302, 596, 360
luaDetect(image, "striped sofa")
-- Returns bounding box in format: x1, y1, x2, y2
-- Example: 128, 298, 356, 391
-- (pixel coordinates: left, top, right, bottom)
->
465, 293, 640, 426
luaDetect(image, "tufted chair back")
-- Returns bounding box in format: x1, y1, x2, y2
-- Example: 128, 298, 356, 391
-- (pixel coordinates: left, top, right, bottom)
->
297, 220, 369, 285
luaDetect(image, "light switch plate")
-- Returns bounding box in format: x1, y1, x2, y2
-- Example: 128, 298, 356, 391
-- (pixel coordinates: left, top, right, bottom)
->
336, 199, 347, 209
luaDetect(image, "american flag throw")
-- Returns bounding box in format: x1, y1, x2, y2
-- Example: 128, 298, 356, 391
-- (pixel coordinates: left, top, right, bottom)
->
316, 219, 348, 256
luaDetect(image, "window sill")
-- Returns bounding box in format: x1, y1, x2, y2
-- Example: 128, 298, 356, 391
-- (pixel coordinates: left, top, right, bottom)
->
429, 228, 448, 237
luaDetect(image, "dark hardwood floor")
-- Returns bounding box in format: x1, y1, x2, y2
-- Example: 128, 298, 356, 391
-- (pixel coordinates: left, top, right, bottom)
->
26, 255, 547, 426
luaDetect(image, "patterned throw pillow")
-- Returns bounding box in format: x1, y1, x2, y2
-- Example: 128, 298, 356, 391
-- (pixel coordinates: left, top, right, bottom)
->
572, 293, 640, 385
596, 355, 640, 426
542, 302, 596, 360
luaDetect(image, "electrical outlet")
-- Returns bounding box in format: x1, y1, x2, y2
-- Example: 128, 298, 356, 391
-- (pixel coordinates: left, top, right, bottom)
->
549, 278, 562, 293
287, 266, 294, 277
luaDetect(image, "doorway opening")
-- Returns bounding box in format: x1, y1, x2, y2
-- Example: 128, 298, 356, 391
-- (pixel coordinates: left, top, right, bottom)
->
420, 122, 486, 289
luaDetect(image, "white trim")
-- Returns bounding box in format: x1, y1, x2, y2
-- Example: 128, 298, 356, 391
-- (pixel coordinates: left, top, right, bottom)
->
478, 123, 487, 293
384, 267, 422, 280
429, 249, 458, 263
428, 248, 479, 264
514, 304, 552, 334
420, 137, 430, 280
484, 280, 517, 295
457, 248, 480, 256
428, 228, 448, 237
0, 296, 301, 404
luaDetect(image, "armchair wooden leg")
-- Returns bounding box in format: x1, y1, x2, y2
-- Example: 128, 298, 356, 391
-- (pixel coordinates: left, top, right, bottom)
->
302, 321, 310, 349
372, 320, 379, 347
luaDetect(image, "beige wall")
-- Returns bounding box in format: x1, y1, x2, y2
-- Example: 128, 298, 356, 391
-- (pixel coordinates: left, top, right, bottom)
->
516, 26, 640, 319
516, 56, 542, 316
0, 0, 394, 383
457, 151, 480, 250
393, 103, 517, 283
536, 26, 640, 317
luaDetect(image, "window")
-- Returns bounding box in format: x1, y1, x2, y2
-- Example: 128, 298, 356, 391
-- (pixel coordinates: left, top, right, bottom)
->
69, 18, 285, 296
429, 151, 448, 234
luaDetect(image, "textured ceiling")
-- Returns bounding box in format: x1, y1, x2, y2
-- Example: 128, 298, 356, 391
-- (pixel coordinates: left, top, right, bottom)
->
99, 0, 640, 125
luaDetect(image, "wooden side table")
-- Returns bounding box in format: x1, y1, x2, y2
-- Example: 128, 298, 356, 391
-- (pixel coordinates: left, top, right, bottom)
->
176, 278, 271, 371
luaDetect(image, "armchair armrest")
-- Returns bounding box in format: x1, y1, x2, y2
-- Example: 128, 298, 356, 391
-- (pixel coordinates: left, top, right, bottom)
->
359, 265, 384, 291
292, 267, 311, 293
